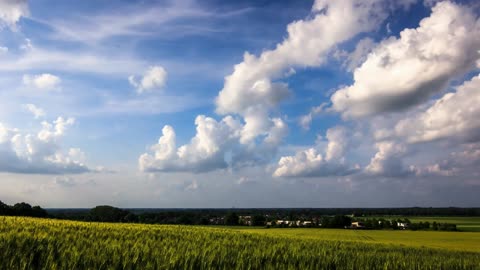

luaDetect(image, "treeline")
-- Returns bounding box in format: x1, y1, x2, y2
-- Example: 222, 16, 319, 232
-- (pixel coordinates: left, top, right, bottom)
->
1, 200, 477, 229
49, 207, 480, 219
355, 217, 458, 231
0, 201, 47, 217
52, 207, 354, 227
52, 206, 218, 224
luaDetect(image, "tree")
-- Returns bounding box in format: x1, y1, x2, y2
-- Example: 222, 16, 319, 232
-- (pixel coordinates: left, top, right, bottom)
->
252, 215, 266, 226
178, 214, 194, 225
225, 212, 239, 226
89, 205, 130, 222
31, 206, 47, 217
0, 201, 12, 215
123, 213, 139, 223
13, 202, 33, 216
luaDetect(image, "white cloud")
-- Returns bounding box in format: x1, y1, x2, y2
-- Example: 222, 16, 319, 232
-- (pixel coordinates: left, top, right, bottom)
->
273, 126, 357, 177
128, 65, 167, 94
139, 0, 415, 174
273, 148, 357, 178
342, 73, 480, 178
412, 143, 480, 178
365, 141, 412, 177
0, 46, 8, 53
0, 117, 90, 174
139, 113, 288, 173
325, 126, 348, 161
299, 103, 328, 130
139, 115, 242, 173
68, 148, 86, 164
395, 74, 480, 143
331, 1, 480, 118
0, 0, 29, 30
23, 73, 61, 91
23, 104, 45, 119
216, 0, 389, 144
342, 37, 376, 72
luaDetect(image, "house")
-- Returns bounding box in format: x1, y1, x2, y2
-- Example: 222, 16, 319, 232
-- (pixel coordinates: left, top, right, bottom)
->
351, 221, 365, 229
239, 216, 252, 226
276, 220, 286, 225
209, 217, 224, 225
302, 221, 313, 227
397, 222, 409, 229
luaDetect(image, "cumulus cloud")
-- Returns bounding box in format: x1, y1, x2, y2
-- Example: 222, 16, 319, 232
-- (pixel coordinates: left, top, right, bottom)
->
139, 0, 414, 174
216, 0, 389, 143
395, 74, 480, 143
352, 74, 480, 178
23, 73, 61, 91
129, 65, 167, 94
325, 126, 348, 161
139, 113, 288, 173
331, 1, 480, 118
413, 143, 480, 178
0, 0, 29, 30
299, 103, 328, 130
274, 126, 358, 177
23, 104, 46, 119
342, 37, 376, 72
139, 115, 242, 173
0, 117, 90, 174
365, 141, 413, 177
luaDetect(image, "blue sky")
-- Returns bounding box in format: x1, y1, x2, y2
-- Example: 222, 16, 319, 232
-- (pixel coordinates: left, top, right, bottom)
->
0, 0, 479, 207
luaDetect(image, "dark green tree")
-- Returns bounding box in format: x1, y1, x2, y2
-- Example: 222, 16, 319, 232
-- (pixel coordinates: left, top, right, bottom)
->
225, 212, 239, 226
31, 206, 47, 217
89, 205, 130, 222
0, 200, 12, 215
13, 202, 33, 216
252, 215, 266, 226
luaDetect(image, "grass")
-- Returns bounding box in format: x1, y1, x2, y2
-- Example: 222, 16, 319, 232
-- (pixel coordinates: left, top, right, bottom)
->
227, 227, 480, 252
1, 216, 479, 269
404, 216, 480, 232
360, 216, 480, 232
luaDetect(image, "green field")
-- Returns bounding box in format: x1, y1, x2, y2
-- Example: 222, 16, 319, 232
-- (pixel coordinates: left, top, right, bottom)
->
404, 216, 480, 232
1, 216, 479, 269
227, 227, 480, 252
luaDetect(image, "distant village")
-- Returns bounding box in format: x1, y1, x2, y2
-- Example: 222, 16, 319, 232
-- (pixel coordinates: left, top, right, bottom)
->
5, 202, 464, 231
210, 214, 457, 231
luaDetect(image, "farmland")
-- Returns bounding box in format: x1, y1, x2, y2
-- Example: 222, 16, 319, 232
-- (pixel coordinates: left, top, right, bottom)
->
1, 216, 479, 269
405, 216, 480, 232
230, 227, 480, 252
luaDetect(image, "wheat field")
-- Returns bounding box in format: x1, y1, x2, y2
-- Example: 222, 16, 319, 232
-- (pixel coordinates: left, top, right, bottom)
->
0, 216, 479, 269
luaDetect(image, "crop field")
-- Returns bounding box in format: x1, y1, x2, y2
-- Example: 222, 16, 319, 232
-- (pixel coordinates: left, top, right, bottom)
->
1, 216, 479, 269
343, 216, 480, 232
230, 227, 480, 252
405, 216, 480, 232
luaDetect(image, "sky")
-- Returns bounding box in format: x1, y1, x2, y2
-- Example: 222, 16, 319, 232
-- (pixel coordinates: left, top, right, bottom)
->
0, 0, 479, 208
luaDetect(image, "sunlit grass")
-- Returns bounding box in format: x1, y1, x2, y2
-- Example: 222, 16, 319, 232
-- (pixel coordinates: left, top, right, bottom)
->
231, 227, 480, 252
1, 216, 479, 269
